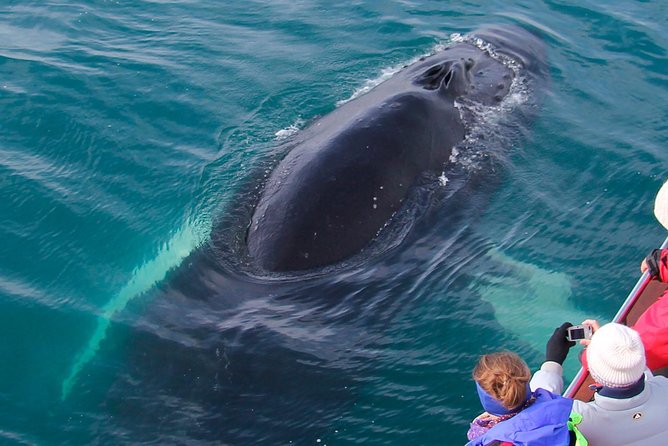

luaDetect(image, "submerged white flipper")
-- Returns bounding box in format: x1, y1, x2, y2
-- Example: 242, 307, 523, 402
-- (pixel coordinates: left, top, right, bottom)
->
475, 249, 602, 376
60, 218, 210, 400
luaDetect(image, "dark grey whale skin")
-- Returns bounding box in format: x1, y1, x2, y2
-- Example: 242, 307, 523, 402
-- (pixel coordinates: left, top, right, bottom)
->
247, 25, 547, 272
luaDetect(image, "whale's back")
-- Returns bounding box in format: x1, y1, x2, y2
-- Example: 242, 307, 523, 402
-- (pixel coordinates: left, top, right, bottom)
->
247, 92, 463, 272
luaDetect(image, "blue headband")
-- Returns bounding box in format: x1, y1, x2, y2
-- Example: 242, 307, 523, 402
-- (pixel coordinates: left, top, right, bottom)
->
475, 381, 531, 416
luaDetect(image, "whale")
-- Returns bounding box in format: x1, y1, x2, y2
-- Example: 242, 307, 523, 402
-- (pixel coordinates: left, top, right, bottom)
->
57, 25, 550, 444
246, 25, 548, 272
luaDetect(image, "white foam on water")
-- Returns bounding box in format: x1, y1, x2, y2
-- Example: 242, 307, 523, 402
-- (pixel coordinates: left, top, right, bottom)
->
336, 65, 399, 106
447, 30, 533, 172
60, 216, 211, 400
275, 118, 305, 140
458, 30, 530, 112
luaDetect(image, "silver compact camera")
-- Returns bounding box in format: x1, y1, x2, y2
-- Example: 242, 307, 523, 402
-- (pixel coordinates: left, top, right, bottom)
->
566, 324, 593, 342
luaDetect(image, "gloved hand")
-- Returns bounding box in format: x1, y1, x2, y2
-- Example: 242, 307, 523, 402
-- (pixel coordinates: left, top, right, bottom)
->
643, 249, 662, 278
545, 322, 576, 365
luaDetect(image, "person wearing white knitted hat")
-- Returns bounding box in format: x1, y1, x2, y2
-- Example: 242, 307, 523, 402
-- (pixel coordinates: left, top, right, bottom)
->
530, 321, 668, 446
586, 322, 646, 388
653, 179, 668, 230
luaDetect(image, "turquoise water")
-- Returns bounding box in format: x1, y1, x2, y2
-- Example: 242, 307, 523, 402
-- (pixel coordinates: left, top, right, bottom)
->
2, 1, 667, 444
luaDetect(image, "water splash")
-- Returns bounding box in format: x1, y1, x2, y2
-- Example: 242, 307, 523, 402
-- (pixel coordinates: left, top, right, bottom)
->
275, 118, 305, 140
60, 217, 211, 400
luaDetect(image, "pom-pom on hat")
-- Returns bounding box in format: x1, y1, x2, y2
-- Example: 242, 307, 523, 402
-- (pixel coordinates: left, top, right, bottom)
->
654, 180, 668, 230
586, 323, 646, 388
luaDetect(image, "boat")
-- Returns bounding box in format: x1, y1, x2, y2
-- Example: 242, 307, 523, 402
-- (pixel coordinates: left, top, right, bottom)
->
563, 236, 668, 401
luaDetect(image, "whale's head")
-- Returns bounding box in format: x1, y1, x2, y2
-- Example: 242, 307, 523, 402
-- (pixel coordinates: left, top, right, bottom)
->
459, 24, 549, 118
404, 25, 547, 108
469, 25, 548, 79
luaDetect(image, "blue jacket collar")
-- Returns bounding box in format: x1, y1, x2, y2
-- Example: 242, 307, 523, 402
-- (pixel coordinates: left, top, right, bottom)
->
466, 389, 573, 446
597, 375, 645, 399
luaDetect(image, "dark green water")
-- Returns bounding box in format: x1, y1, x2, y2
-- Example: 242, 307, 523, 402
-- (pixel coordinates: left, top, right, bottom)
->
1, 1, 667, 444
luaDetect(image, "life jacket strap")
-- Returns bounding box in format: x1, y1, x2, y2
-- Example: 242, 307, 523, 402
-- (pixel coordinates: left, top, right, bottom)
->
567, 412, 588, 446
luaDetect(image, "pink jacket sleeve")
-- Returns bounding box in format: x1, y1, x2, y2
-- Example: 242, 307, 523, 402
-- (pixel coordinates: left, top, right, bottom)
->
633, 289, 668, 370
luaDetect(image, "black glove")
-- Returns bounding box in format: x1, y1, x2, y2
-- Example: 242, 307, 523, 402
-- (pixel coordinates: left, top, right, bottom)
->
545, 322, 576, 365
645, 249, 662, 278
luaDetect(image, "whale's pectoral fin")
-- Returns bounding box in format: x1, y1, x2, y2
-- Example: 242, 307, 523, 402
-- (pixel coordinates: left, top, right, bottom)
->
473, 248, 604, 377
415, 59, 474, 98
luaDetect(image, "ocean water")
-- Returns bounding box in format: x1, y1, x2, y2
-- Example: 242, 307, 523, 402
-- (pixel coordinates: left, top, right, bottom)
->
1, 1, 667, 444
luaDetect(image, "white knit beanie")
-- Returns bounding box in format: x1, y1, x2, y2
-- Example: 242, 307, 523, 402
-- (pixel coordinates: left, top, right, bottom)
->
586, 323, 646, 388
654, 180, 668, 230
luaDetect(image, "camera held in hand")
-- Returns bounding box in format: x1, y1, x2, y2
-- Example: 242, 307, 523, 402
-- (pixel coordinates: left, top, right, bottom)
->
566, 324, 593, 342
